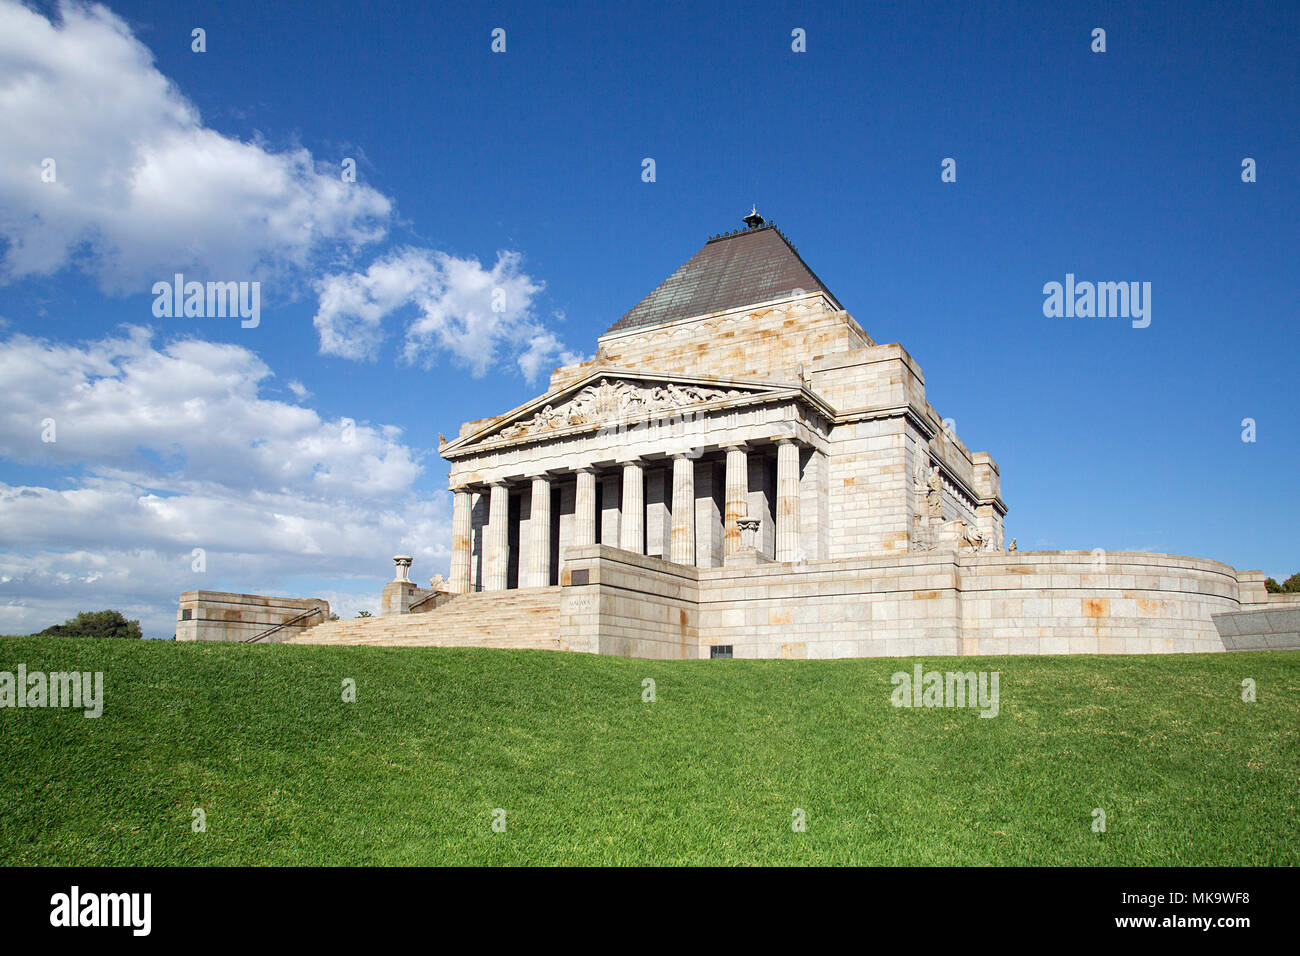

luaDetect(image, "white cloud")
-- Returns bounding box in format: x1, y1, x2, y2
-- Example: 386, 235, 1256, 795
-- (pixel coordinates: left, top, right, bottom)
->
0, 327, 447, 637
0, 0, 391, 292
518, 328, 587, 383
314, 247, 584, 382
0, 1, 583, 383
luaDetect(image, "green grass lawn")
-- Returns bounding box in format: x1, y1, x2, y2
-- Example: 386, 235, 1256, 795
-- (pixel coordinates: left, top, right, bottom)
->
1, 635, 1296, 865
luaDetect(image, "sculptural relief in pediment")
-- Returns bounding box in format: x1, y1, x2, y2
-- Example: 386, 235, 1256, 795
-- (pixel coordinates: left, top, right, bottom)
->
494, 378, 752, 441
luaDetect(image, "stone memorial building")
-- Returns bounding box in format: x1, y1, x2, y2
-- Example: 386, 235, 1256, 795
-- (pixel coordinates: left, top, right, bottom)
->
184, 209, 1294, 656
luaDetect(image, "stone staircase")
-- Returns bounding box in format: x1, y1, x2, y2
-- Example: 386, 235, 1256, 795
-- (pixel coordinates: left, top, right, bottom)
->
288, 586, 564, 649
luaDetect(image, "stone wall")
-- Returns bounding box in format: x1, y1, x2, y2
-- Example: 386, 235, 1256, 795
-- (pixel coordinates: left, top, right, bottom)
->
574, 293, 871, 389
1212, 606, 1300, 650
176, 591, 329, 642
956, 552, 1238, 655
554, 547, 1248, 659
560, 545, 700, 659
696, 550, 961, 658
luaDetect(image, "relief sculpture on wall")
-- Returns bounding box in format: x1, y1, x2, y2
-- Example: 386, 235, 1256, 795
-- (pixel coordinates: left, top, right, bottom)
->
496, 378, 748, 440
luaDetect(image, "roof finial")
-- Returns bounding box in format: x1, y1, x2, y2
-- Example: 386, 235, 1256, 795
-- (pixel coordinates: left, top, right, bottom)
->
743, 204, 765, 229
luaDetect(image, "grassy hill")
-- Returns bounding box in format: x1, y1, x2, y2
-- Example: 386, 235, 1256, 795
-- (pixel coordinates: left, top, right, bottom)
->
1, 635, 1297, 865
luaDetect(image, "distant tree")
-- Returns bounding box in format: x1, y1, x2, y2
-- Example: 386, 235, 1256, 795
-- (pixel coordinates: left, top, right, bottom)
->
40, 610, 142, 639
1264, 575, 1300, 593
356, 610, 372, 618
328, 612, 340, 621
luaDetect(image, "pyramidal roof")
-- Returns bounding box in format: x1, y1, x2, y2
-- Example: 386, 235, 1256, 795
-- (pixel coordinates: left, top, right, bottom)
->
604, 217, 841, 336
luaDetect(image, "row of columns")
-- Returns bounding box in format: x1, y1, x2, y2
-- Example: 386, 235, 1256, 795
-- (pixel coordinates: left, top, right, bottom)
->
448, 440, 804, 593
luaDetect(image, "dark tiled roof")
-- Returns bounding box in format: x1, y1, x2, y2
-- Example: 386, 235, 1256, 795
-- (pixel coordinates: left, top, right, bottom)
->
604, 223, 841, 335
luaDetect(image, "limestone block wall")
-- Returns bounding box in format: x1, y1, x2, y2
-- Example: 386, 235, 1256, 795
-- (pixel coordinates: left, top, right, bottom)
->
695, 552, 962, 659
176, 591, 329, 642
560, 545, 700, 659
810, 343, 924, 416
565, 294, 870, 389
825, 418, 911, 556
1234, 569, 1270, 606
561, 547, 1247, 659
381, 581, 435, 615
809, 341, 1001, 555
957, 552, 1239, 655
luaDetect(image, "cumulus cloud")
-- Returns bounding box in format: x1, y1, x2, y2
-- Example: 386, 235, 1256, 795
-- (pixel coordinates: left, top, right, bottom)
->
0, 1, 582, 381
0, 327, 447, 637
313, 247, 585, 382
0, 0, 391, 291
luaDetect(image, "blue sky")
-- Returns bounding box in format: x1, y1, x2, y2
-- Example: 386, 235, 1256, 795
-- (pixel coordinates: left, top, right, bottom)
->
0, 0, 1295, 637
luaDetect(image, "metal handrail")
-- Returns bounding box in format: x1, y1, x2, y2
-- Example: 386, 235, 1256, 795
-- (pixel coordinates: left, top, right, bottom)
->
244, 606, 325, 643
407, 589, 454, 613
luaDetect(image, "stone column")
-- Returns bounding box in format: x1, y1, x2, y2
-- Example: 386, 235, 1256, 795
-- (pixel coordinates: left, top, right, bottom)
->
619, 460, 644, 555
526, 476, 551, 587
670, 454, 696, 565
723, 444, 748, 557
694, 459, 723, 568
574, 468, 596, 546
748, 451, 775, 558
484, 482, 510, 591
449, 489, 473, 593
600, 473, 621, 547
799, 448, 828, 562
645, 468, 669, 558
776, 439, 802, 562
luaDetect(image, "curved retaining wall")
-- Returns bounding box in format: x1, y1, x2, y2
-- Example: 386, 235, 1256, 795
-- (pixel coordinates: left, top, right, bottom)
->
561, 546, 1254, 659
955, 551, 1241, 655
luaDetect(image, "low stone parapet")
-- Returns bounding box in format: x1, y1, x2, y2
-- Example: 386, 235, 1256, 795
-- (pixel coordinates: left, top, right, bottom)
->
176, 591, 329, 642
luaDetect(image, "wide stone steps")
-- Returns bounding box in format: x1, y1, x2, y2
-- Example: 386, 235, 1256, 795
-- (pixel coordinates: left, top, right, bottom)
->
288, 586, 564, 649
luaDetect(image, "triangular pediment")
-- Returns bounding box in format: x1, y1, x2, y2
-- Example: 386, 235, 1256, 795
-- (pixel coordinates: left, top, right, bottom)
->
440, 368, 801, 456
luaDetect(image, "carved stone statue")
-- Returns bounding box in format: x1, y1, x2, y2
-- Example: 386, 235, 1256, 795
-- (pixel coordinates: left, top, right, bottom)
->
1007, 538, 1017, 552
925, 467, 944, 520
